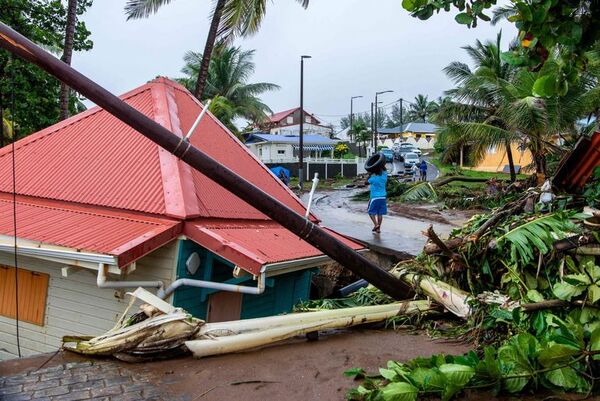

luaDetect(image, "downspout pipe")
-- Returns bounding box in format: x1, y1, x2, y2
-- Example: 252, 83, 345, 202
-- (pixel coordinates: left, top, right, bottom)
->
156, 267, 266, 300
97, 264, 164, 290
0, 23, 411, 301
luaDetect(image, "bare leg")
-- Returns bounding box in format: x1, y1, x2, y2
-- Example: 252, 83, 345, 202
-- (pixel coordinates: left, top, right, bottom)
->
376, 215, 383, 232
369, 214, 378, 228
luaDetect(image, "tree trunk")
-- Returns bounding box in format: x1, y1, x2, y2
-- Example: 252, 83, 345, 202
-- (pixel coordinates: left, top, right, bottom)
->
59, 0, 78, 121
193, 0, 226, 100
504, 139, 516, 182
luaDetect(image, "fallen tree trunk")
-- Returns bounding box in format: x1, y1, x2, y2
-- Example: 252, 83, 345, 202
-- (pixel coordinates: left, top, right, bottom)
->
433, 176, 500, 187
393, 269, 472, 318
186, 300, 433, 358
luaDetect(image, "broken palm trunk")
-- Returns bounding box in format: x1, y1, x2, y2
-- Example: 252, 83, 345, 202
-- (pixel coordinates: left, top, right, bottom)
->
62, 288, 433, 361
186, 300, 433, 358
63, 288, 203, 362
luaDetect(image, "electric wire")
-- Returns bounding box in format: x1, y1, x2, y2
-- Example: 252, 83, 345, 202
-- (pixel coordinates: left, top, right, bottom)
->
9, 54, 21, 358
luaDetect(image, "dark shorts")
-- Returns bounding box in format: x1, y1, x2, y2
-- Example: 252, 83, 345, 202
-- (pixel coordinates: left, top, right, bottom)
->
367, 198, 387, 215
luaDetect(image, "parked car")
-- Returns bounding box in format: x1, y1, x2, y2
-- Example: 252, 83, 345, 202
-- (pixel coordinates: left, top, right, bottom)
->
381, 148, 394, 162
396, 143, 422, 159
403, 152, 420, 171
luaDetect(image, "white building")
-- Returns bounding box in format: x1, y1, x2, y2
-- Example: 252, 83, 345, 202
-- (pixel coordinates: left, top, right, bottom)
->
244, 133, 339, 163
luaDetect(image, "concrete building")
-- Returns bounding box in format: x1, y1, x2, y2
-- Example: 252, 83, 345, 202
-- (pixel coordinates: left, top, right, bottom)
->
259, 107, 333, 137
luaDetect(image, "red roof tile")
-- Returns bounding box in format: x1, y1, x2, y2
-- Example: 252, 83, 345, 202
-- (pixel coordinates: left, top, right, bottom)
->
268, 107, 299, 123
0, 194, 181, 266
184, 219, 363, 275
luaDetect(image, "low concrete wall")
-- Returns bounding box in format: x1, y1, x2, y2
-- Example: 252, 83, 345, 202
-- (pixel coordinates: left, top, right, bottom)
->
266, 162, 358, 179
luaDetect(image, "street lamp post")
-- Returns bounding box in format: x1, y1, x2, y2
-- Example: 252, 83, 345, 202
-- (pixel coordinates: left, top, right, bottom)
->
374, 90, 393, 150
299, 55, 311, 190
350, 95, 362, 143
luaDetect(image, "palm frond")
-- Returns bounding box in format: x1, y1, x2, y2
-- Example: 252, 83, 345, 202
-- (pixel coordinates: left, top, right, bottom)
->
497, 212, 580, 265
491, 5, 517, 25
400, 182, 437, 202
124, 0, 173, 20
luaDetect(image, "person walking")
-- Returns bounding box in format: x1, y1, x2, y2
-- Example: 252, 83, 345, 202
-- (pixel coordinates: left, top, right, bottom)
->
366, 163, 388, 233
411, 163, 418, 182
419, 160, 428, 182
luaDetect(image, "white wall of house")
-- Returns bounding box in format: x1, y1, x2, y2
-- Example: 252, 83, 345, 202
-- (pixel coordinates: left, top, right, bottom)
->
271, 124, 332, 137
247, 143, 294, 163
0, 240, 179, 360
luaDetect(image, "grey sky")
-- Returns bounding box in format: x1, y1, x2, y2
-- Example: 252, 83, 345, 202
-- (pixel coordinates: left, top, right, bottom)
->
74, 0, 516, 130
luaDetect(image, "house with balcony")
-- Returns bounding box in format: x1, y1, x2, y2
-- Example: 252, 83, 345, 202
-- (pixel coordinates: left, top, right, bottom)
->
258, 107, 333, 137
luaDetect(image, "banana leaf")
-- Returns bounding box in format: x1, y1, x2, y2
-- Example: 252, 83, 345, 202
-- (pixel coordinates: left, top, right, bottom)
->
400, 182, 438, 202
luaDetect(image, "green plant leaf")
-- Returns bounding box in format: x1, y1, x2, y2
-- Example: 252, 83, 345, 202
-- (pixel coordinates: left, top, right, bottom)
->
544, 367, 579, 389
455, 12, 474, 25
553, 282, 585, 301
590, 328, 600, 361
527, 289, 544, 302
588, 285, 600, 304
344, 367, 366, 379
438, 364, 475, 388
380, 368, 399, 382
379, 382, 419, 401
401, 0, 416, 11
537, 344, 580, 368
410, 367, 446, 390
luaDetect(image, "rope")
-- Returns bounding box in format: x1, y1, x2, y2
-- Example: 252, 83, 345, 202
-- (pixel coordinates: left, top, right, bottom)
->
9, 55, 21, 358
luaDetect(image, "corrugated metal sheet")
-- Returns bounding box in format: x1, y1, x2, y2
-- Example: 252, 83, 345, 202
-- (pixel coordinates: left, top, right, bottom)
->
172, 85, 311, 220
0, 194, 181, 266
0, 77, 358, 271
553, 132, 600, 192
184, 219, 365, 275
0, 88, 166, 215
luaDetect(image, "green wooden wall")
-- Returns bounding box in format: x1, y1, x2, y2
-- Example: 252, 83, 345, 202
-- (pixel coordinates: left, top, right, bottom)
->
172, 240, 315, 320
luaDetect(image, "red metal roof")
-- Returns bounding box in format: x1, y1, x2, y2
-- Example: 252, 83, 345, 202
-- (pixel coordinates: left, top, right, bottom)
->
553, 131, 600, 192
0, 77, 362, 271
0, 77, 308, 220
267, 107, 320, 124
184, 219, 364, 275
0, 193, 181, 267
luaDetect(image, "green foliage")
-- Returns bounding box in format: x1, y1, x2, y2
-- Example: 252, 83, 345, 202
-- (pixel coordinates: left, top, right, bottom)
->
294, 286, 393, 311
584, 166, 600, 208
400, 182, 437, 202
334, 143, 350, 158
401, 1, 600, 95
0, 0, 93, 139
496, 212, 581, 265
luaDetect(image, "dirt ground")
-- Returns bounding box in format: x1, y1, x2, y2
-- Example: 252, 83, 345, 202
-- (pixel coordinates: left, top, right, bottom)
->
2, 330, 472, 401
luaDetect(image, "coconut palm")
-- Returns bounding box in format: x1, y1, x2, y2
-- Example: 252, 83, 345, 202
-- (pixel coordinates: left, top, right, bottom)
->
178, 45, 279, 134
434, 32, 521, 181
59, 0, 78, 121
408, 94, 437, 122
125, 0, 309, 100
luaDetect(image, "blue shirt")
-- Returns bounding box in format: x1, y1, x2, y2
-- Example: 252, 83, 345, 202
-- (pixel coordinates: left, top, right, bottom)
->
368, 171, 387, 198
420, 161, 428, 172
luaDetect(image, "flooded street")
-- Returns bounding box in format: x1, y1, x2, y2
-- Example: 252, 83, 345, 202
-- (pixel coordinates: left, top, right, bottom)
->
304, 188, 464, 256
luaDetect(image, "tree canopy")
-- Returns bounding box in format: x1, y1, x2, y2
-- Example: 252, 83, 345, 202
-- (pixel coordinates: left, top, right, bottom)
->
0, 0, 93, 140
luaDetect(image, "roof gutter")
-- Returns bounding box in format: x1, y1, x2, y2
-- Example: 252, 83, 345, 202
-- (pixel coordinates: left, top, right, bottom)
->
0, 243, 117, 265
156, 266, 266, 300
97, 263, 163, 291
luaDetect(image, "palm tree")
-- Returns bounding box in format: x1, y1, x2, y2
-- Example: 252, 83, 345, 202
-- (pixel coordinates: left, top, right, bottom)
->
434, 32, 521, 181
59, 0, 78, 121
125, 0, 309, 100
408, 94, 436, 122
177, 45, 279, 134
352, 121, 370, 157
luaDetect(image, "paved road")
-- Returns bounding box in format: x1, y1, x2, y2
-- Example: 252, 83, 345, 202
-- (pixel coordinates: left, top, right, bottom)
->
304, 189, 454, 256
388, 156, 439, 182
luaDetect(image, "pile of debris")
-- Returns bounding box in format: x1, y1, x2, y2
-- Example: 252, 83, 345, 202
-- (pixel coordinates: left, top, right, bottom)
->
343, 175, 600, 400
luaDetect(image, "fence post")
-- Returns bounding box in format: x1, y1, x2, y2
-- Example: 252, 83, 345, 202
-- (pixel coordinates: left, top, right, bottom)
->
341, 160, 344, 178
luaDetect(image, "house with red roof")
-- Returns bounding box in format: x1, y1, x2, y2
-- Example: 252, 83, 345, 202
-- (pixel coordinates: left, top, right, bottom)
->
258, 107, 333, 137
0, 77, 362, 360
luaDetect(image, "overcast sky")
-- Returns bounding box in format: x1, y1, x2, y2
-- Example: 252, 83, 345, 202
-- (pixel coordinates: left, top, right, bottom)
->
73, 0, 516, 130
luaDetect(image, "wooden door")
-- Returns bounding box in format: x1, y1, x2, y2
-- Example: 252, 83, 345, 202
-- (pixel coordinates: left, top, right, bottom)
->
206, 291, 242, 323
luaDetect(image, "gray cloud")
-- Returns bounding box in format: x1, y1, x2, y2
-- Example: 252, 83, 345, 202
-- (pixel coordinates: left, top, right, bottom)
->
74, 0, 516, 129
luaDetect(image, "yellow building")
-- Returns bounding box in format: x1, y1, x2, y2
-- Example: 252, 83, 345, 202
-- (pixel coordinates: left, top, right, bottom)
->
470, 142, 534, 173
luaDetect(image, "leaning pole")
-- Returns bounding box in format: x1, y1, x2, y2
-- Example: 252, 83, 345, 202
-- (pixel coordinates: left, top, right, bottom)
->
0, 22, 411, 300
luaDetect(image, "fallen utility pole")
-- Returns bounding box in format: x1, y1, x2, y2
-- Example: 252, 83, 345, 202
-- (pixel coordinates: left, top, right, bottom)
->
0, 22, 411, 300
